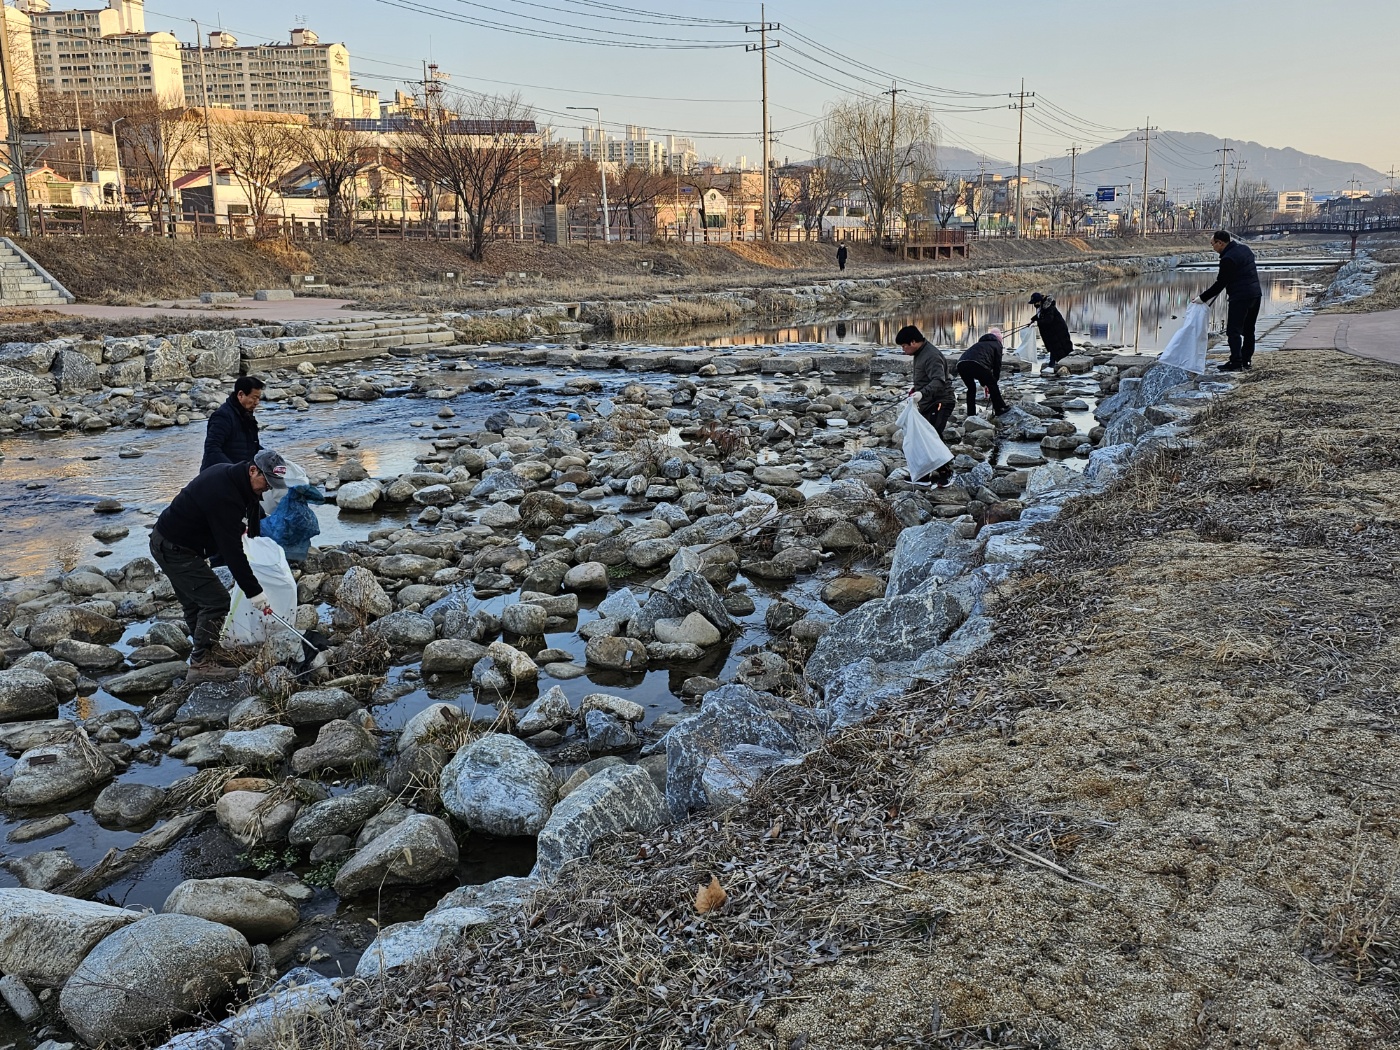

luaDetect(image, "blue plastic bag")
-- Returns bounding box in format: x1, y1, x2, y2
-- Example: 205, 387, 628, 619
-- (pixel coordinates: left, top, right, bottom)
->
263, 484, 324, 563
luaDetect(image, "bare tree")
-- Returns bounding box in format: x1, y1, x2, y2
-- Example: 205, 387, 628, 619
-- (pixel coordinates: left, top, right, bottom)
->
1227, 178, 1275, 229
924, 170, 964, 229
680, 170, 728, 243
961, 176, 991, 234
817, 94, 934, 242
102, 97, 204, 231
296, 118, 373, 241
402, 92, 538, 260
792, 162, 853, 239
214, 117, 301, 236
610, 163, 666, 240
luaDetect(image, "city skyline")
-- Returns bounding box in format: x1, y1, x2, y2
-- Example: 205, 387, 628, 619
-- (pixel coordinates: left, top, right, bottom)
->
129, 0, 1400, 181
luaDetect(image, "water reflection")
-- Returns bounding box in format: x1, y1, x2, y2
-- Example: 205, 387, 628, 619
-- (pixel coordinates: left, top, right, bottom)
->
661, 268, 1324, 353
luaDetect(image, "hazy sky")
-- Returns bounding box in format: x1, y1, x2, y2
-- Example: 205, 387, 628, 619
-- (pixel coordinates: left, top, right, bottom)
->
145, 0, 1400, 178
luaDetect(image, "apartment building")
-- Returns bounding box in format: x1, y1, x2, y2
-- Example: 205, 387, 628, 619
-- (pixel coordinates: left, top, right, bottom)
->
20, 0, 185, 103
180, 27, 371, 120
560, 126, 693, 174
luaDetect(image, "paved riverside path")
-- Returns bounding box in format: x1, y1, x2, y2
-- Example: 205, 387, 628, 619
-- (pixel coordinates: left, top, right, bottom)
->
5, 296, 385, 323
1284, 307, 1400, 365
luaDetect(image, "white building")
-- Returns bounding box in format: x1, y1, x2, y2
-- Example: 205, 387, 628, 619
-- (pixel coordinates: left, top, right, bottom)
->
180, 27, 369, 120
562, 126, 691, 174
21, 0, 185, 104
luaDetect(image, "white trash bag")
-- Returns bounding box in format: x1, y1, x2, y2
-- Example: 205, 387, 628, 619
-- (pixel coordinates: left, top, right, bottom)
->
260, 459, 311, 516
1157, 302, 1210, 374
897, 397, 954, 482
1016, 325, 1038, 368
223, 536, 298, 646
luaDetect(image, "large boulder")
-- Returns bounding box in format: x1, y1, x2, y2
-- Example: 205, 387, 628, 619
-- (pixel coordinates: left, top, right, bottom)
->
283, 687, 359, 725
218, 724, 296, 767
367, 610, 436, 650
336, 480, 382, 511
533, 765, 669, 879
287, 785, 389, 846
335, 566, 392, 620
661, 684, 829, 816
162, 877, 300, 942
805, 575, 970, 687
333, 814, 458, 897
7, 738, 115, 805
28, 605, 123, 649
354, 907, 494, 977
885, 521, 969, 598
291, 719, 377, 774
0, 888, 139, 987
215, 790, 300, 848
439, 734, 555, 837
0, 667, 58, 722
59, 914, 251, 1046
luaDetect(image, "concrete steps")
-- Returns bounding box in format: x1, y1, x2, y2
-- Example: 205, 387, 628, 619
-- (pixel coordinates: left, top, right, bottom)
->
0, 240, 74, 307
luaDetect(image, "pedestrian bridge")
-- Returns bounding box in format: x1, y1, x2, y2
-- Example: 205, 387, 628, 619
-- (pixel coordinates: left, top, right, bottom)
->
1238, 217, 1400, 254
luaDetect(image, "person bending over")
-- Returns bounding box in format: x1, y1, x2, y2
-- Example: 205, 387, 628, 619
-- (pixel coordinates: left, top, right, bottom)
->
149, 450, 287, 677
956, 329, 1009, 417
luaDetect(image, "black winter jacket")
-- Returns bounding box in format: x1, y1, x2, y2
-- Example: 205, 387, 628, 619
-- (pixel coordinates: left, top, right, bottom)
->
910, 342, 955, 406
202, 394, 262, 471
1200, 241, 1261, 303
155, 463, 264, 598
1032, 300, 1074, 362
959, 333, 1004, 374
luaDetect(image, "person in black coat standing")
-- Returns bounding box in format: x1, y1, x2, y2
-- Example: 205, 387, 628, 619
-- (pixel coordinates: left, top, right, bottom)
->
836, 244, 849, 271
1194, 229, 1262, 371
1029, 292, 1074, 365
150, 450, 287, 675
956, 330, 1009, 417
202, 376, 264, 471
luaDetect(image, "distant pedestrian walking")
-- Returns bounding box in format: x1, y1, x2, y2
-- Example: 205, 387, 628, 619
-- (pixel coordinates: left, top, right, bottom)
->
1194, 230, 1261, 371
1029, 292, 1074, 365
836, 244, 848, 271
202, 376, 264, 471
957, 329, 1009, 417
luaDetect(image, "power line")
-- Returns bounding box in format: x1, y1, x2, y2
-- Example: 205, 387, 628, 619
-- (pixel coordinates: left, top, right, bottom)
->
369, 0, 745, 48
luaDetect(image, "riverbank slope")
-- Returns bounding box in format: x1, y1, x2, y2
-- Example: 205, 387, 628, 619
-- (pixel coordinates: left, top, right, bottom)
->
23, 233, 1215, 306
310, 347, 1400, 1049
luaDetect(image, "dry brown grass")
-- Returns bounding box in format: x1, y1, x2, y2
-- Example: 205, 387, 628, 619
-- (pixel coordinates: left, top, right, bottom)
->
1327, 267, 1400, 314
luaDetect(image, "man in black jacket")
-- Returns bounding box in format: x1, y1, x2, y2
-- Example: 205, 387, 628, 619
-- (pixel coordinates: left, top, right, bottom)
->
1029, 292, 1074, 365
150, 449, 287, 674
201, 376, 264, 471
897, 324, 956, 436
957, 330, 1009, 417
836, 244, 849, 272
1195, 230, 1262, 372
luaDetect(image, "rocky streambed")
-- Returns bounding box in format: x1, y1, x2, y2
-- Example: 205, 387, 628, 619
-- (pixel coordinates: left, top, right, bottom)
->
0, 298, 1241, 1049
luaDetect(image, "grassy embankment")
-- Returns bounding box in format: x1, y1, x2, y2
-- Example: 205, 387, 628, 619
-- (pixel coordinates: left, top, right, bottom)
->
282, 349, 1400, 1050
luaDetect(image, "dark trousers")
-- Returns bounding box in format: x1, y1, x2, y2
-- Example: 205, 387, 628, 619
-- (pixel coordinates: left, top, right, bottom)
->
919, 397, 954, 438
837, 257, 847, 271
1226, 295, 1262, 364
150, 530, 229, 659
956, 361, 1008, 417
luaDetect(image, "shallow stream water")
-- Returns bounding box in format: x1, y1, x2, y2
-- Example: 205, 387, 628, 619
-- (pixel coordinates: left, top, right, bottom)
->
0, 260, 1334, 1037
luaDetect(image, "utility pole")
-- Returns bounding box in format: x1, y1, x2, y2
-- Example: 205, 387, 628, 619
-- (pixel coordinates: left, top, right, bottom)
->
1136, 119, 1157, 236
0, 11, 31, 236
1066, 144, 1081, 233
1214, 139, 1234, 228
192, 19, 219, 234
1386, 166, 1397, 195
567, 106, 609, 242
883, 84, 903, 242
745, 6, 779, 241
1008, 79, 1034, 237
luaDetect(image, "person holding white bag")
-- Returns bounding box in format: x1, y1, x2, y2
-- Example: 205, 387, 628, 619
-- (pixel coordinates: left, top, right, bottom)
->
897, 324, 956, 484
149, 449, 288, 678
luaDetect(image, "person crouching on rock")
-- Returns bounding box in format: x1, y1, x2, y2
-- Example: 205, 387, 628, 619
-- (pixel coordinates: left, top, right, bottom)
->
1029, 292, 1073, 366
897, 324, 956, 484
149, 449, 288, 679
957, 329, 1010, 417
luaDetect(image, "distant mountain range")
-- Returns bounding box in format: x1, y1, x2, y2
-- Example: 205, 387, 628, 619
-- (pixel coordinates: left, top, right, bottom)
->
934, 133, 1389, 196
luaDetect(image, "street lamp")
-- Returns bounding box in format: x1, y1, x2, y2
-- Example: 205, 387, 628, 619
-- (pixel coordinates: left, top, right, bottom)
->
191, 19, 219, 232
566, 106, 610, 243
110, 116, 125, 212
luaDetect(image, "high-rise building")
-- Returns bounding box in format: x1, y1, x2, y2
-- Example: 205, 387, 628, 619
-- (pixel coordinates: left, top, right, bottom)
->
0, 4, 40, 136
181, 27, 363, 120
21, 0, 185, 104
